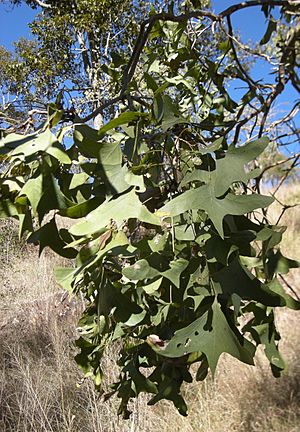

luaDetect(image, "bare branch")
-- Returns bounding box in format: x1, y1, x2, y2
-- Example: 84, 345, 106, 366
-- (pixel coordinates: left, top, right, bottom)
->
258, 25, 300, 137
220, 0, 289, 18
273, 154, 300, 195
32, 0, 52, 8
258, 152, 300, 180
279, 274, 300, 301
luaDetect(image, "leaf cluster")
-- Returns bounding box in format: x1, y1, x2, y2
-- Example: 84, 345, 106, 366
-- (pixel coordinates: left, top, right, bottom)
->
0, 0, 299, 418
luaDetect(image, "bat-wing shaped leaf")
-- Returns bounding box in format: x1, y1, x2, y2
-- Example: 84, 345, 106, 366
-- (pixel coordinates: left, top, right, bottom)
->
213, 258, 299, 307
214, 137, 269, 197
28, 218, 77, 258
152, 300, 255, 374
69, 189, 160, 236
157, 184, 273, 237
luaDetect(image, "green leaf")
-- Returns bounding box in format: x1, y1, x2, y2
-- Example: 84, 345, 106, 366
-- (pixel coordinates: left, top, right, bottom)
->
28, 218, 77, 258
260, 17, 277, 45
174, 224, 196, 241
18, 211, 33, 238
160, 96, 187, 131
98, 140, 122, 166
69, 172, 90, 190
0, 132, 37, 152
47, 102, 64, 127
47, 145, 72, 164
266, 279, 300, 310
98, 112, 146, 135
256, 225, 285, 251
195, 356, 209, 381
98, 277, 142, 322
142, 278, 163, 295
123, 255, 188, 288
165, 75, 196, 95
0, 199, 19, 218
252, 322, 285, 374
74, 124, 102, 158
148, 368, 188, 416
144, 72, 159, 92
198, 137, 224, 155
153, 94, 164, 122
123, 257, 163, 281
151, 300, 255, 374
38, 174, 74, 215
55, 267, 76, 292
157, 184, 273, 237
59, 197, 104, 219
213, 258, 297, 307
7, 129, 70, 161
267, 250, 300, 276
19, 173, 73, 220
124, 359, 157, 395
19, 174, 43, 215
218, 39, 231, 52
180, 170, 211, 188
214, 137, 269, 197
124, 311, 147, 327
69, 189, 160, 236
100, 164, 145, 196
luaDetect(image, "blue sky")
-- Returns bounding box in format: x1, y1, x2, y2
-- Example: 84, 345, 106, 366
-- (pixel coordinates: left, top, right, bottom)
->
0, 0, 298, 134
0, 1, 35, 49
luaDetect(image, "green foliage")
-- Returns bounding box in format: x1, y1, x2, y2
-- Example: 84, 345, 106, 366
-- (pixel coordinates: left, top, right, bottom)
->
0, 0, 299, 419
0, 0, 221, 127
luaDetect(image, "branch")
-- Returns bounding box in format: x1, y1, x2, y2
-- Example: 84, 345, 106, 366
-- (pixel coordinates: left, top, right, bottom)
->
259, 152, 300, 178
79, 95, 124, 123
258, 25, 300, 137
79, 10, 219, 122
269, 102, 300, 130
271, 129, 300, 142
273, 154, 300, 195
79, 0, 291, 123
279, 274, 300, 301
33, 0, 52, 8
220, 0, 289, 18
225, 14, 265, 145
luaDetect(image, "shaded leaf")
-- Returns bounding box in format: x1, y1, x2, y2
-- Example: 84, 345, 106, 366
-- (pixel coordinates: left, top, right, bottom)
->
213, 258, 298, 308
151, 300, 255, 374
28, 218, 77, 258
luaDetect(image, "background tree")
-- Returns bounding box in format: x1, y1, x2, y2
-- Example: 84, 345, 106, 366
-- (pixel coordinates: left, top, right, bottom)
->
0, 0, 213, 127
0, 0, 299, 418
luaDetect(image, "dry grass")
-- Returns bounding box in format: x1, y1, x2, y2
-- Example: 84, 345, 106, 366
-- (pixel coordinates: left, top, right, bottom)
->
0, 185, 299, 432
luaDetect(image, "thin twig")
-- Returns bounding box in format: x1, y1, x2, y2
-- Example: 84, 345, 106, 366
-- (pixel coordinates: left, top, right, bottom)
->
272, 154, 300, 195
279, 274, 300, 301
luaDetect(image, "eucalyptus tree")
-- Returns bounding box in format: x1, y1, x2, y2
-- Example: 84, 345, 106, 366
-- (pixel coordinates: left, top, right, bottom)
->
0, 0, 299, 418
0, 0, 212, 127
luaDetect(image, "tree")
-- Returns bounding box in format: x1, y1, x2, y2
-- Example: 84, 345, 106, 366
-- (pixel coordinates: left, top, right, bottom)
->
0, 0, 212, 127
0, 0, 299, 418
